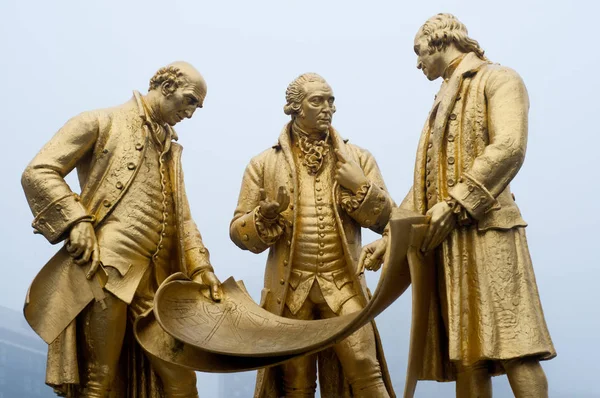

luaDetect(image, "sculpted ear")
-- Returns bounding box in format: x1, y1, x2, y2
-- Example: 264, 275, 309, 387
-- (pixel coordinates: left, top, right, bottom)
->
161, 80, 175, 97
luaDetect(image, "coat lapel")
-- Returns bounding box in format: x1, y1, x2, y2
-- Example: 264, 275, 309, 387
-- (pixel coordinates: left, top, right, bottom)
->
432, 52, 489, 137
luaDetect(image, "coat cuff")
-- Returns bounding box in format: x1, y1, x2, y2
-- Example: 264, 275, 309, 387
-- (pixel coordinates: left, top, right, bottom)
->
185, 247, 213, 278
32, 193, 89, 244
231, 209, 273, 253
448, 174, 497, 220
346, 183, 392, 231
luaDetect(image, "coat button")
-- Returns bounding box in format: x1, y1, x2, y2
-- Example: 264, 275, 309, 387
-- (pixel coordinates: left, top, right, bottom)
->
427, 156, 431, 163
135, 143, 144, 151
448, 179, 455, 187
287, 240, 291, 246
427, 143, 433, 149
448, 157, 455, 165
319, 224, 325, 229
241, 220, 246, 227
468, 185, 474, 192
103, 149, 109, 154
283, 260, 288, 266
116, 182, 123, 189
290, 204, 294, 210
320, 233, 325, 238
103, 200, 111, 207
447, 135, 455, 142
280, 279, 285, 285
364, 219, 371, 224
449, 113, 457, 120
290, 187, 294, 193
200, 248, 207, 254
426, 169, 431, 175
242, 234, 249, 241
427, 180, 431, 187
320, 242, 325, 248
277, 298, 282, 304
127, 162, 136, 170
316, 178, 320, 182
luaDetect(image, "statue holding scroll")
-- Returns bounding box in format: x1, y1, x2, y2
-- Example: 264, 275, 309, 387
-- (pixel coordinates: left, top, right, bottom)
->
230, 73, 395, 397
21, 61, 222, 398
360, 13, 556, 398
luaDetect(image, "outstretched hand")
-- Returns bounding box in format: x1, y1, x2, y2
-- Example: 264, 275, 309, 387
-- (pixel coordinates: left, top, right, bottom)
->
356, 236, 388, 276
259, 186, 290, 219
421, 201, 456, 252
193, 271, 223, 302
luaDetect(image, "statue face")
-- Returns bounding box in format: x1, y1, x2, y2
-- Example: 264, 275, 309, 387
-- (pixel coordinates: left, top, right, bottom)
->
159, 80, 206, 126
295, 81, 336, 133
414, 33, 446, 81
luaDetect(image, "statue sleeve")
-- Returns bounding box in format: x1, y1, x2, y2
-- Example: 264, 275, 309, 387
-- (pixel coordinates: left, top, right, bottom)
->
21, 111, 99, 244
343, 148, 395, 234
230, 156, 283, 253
449, 67, 529, 220
179, 167, 213, 277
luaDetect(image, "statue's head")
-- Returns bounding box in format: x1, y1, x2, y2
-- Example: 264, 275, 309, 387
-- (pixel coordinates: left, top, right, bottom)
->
148, 61, 206, 126
284, 73, 336, 134
414, 13, 485, 81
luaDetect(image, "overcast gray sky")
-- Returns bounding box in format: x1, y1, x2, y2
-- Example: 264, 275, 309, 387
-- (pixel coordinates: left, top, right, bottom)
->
1, 0, 598, 396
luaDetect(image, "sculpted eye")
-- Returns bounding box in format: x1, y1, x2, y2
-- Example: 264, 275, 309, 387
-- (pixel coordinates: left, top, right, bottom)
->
186, 96, 198, 106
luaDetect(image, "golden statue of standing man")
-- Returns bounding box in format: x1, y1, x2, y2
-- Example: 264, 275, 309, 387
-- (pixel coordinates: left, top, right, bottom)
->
230, 73, 396, 397
361, 14, 556, 398
21, 61, 222, 397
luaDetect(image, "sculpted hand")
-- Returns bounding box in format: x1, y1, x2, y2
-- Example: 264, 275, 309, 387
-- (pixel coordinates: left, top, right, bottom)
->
335, 149, 368, 193
259, 186, 290, 219
357, 236, 388, 275
193, 271, 223, 302
421, 201, 456, 252
66, 221, 100, 279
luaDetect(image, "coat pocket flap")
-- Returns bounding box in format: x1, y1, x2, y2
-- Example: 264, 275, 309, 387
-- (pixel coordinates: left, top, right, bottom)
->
288, 270, 302, 290
332, 269, 352, 290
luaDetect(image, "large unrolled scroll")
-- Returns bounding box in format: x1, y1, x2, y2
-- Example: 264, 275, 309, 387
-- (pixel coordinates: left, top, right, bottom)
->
135, 208, 429, 397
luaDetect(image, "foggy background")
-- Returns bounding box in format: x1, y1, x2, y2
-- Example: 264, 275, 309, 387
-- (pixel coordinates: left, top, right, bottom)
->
1, 0, 598, 396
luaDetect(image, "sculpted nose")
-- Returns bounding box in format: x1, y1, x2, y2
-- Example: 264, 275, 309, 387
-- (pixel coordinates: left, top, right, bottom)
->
417, 60, 422, 70
185, 108, 194, 118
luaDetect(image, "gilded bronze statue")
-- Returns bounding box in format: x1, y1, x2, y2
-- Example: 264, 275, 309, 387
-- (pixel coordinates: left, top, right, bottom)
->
359, 13, 556, 398
21, 61, 222, 398
230, 73, 396, 397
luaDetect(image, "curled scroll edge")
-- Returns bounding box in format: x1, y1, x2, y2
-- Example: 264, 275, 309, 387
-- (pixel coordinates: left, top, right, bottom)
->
135, 208, 430, 392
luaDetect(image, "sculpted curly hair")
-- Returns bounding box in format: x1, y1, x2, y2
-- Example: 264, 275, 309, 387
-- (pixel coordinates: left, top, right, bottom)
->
419, 13, 486, 60
284, 73, 329, 117
148, 65, 188, 94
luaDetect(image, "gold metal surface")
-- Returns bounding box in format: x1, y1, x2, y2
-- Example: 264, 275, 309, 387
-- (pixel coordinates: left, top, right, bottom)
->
229, 73, 397, 397
21, 61, 218, 397
138, 209, 427, 373
360, 13, 556, 398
